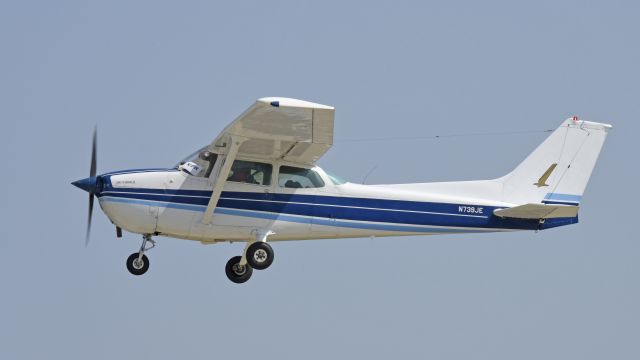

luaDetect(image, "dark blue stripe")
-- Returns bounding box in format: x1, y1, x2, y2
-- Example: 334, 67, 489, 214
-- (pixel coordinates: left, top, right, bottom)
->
542, 200, 579, 206
100, 187, 487, 214
101, 168, 174, 176
220, 197, 490, 228
98, 189, 571, 230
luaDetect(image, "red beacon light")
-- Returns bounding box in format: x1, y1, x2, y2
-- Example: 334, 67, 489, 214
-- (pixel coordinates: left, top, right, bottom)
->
572, 115, 579, 122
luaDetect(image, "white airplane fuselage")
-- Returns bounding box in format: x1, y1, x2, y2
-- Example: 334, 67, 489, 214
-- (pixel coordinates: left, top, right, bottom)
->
96, 164, 571, 245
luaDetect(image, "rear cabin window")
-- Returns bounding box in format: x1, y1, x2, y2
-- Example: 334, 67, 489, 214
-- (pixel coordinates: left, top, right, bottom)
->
278, 166, 325, 188
227, 160, 272, 186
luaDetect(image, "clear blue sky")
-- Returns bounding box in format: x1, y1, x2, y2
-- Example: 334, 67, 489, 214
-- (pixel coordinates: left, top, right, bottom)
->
1, 1, 638, 359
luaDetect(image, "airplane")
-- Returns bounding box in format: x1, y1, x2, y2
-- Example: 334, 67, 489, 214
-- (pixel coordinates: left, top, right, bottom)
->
72, 97, 612, 283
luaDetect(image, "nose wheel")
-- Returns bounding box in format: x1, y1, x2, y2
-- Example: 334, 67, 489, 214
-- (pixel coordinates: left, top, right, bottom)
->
126, 234, 155, 276
126, 253, 149, 275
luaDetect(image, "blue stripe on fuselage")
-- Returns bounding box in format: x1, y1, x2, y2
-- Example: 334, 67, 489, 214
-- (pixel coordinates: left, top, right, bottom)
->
100, 196, 494, 234
542, 200, 580, 206
100, 168, 176, 176
99, 188, 490, 226
97, 187, 573, 230
100, 188, 486, 214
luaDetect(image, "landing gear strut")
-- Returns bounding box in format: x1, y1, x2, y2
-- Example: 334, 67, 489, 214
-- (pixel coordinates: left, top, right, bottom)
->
224, 230, 275, 283
126, 234, 155, 276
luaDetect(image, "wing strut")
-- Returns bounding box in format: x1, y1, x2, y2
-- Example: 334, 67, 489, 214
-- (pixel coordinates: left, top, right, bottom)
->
201, 136, 245, 224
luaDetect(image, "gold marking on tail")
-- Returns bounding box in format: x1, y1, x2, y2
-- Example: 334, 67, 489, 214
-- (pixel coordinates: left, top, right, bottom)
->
534, 163, 558, 187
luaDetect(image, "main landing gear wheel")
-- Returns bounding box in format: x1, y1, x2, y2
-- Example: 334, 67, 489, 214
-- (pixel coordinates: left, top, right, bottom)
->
225, 256, 253, 284
246, 241, 274, 270
126, 253, 149, 275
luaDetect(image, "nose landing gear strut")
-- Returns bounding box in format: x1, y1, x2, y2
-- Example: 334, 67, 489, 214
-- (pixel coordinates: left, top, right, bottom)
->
126, 234, 155, 276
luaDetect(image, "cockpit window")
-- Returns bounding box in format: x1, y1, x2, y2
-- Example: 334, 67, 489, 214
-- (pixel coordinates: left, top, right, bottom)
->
278, 166, 325, 188
227, 160, 272, 186
324, 170, 348, 185
175, 146, 217, 178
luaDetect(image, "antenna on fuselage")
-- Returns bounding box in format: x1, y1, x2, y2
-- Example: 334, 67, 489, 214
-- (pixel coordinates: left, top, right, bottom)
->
362, 165, 378, 184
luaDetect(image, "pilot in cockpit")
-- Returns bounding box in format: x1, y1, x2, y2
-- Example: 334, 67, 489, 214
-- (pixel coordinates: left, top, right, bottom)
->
228, 167, 256, 184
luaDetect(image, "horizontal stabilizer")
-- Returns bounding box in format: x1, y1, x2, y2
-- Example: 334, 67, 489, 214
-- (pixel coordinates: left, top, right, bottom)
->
494, 204, 579, 219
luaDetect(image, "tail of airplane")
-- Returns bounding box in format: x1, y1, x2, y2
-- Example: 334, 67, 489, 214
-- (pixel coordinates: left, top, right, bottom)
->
497, 117, 612, 206
376, 116, 611, 223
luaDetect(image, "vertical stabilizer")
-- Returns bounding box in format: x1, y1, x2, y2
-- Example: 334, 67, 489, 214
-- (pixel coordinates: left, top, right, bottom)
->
499, 118, 611, 205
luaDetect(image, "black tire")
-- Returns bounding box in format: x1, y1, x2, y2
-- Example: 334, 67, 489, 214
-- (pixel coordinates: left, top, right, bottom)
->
126, 253, 149, 275
246, 242, 274, 270
225, 256, 253, 284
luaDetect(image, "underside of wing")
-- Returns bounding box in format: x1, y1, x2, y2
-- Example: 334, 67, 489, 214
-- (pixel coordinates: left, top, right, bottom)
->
494, 203, 579, 219
211, 97, 335, 165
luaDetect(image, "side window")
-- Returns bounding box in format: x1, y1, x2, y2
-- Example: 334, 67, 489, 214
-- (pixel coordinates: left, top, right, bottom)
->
278, 166, 325, 188
227, 160, 272, 186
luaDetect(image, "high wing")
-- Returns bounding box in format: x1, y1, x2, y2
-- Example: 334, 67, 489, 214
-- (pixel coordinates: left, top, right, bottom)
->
211, 97, 335, 164
201, 97, 335, 224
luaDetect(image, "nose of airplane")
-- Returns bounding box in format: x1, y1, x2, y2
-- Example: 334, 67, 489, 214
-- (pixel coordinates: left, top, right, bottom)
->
72, 176, 97, 194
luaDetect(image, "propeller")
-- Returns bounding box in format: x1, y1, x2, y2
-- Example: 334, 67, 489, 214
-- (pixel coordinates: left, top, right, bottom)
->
71, 127, 98, 246
86, 127, 97, 246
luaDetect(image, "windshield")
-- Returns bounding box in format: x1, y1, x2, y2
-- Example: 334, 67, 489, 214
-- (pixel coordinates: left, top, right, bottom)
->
323, 169, 348, 185
175, 146, 217, 177
175, 146, 207, 167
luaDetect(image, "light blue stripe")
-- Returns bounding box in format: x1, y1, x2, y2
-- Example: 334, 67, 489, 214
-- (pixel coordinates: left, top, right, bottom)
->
102, 196, 206, 212
215, 208, 486, 234
544, 193, 582, 202
100, 196, 490, 234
